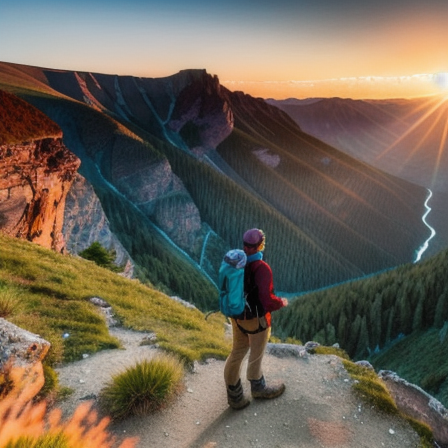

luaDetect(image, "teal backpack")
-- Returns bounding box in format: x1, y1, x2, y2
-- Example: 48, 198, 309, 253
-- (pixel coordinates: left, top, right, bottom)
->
218, 249, 247, 318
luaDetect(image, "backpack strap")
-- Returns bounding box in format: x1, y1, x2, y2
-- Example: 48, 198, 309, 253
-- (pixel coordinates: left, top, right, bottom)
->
244, 260, 265, 318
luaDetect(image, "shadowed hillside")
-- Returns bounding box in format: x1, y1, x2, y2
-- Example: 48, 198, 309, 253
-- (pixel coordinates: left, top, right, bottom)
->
0, 61, 433, 306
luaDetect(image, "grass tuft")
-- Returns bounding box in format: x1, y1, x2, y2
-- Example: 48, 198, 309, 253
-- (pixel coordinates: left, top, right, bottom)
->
99, 354, 184, 421
343, 359, 399, 415
405, 416, 434, 448
310, 345, 350, 359
0, 287, 22, 318
5, 433, 69, 448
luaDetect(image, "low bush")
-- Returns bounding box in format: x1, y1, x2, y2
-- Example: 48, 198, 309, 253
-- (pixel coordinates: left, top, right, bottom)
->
99, 354, 184, 421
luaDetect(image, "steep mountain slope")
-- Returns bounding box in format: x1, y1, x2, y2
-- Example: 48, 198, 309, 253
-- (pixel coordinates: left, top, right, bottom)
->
0, 61, 431, 305
268, 96, 448, 258
273, 244, 448, 412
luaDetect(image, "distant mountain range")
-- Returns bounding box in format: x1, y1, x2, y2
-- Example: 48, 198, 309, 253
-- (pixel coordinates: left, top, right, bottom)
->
1, 61, 446, 307
266, 96, 448, 194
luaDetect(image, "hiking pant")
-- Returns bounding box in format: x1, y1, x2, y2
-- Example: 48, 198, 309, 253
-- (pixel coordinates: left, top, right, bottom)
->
224, 318, 271, 387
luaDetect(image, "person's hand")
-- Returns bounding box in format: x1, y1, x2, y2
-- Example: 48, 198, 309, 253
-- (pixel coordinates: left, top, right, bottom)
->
281, 298, 288, 307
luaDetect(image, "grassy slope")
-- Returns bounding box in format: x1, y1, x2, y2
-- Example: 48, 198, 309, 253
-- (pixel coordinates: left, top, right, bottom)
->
0, 89, 61, 144
0, 233, 230, 366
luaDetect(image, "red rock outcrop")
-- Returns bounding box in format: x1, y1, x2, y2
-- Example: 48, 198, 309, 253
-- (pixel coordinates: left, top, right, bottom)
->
0, 138, 80, 252
0, 90, 80, 252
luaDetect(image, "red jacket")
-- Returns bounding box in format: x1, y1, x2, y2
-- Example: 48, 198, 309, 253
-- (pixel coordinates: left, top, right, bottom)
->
245, 259, 284, 326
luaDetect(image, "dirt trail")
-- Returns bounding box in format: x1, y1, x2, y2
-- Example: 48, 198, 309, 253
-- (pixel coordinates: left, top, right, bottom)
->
55, 327, 420, 448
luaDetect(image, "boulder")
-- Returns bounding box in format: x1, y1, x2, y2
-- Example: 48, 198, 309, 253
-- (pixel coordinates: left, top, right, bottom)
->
0, 318, 50, 405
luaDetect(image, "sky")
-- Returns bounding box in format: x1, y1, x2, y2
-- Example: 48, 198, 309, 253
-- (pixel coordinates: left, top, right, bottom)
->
1, 0, 447, 99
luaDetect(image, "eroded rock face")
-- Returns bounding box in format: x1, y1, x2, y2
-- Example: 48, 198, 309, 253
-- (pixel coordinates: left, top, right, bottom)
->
63, 174, 134, 276
168, 72, 234, 154
0, 138, 80, 252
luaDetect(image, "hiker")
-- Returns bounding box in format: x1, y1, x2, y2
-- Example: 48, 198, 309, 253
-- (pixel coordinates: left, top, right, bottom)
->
224, 228, 288, 410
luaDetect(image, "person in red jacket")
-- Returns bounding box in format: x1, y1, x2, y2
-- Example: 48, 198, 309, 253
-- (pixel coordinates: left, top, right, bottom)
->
224, 228, 288, 410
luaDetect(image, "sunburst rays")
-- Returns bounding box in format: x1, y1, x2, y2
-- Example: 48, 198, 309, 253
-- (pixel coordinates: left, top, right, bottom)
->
375, 94, 448, 191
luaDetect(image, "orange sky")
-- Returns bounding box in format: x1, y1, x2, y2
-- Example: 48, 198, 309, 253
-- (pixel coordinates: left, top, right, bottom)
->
221, 74, 448, 100
1, 0, 447, 99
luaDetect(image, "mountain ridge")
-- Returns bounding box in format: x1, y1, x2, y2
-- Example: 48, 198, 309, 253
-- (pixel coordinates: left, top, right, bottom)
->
0, 61, 437, 303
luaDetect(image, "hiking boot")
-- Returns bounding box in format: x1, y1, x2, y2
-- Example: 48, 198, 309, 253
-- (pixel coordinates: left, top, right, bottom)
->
227, 379, 250, 410
250, 375, 285, 399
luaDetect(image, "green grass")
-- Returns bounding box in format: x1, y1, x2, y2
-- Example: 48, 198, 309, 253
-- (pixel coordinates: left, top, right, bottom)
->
98, 354, 184, 420
343, 359, 399, 415
309, 345, 350, 359
0, 233, 231, 370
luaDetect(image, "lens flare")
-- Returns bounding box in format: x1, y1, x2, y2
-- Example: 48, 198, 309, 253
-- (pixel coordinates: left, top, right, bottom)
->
434, 72, 448, 92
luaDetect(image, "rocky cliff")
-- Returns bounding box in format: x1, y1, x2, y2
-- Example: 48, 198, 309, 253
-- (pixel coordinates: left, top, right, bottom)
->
63, 174, 134, 276
0, 137, 79, 253
0, 89, 131, 266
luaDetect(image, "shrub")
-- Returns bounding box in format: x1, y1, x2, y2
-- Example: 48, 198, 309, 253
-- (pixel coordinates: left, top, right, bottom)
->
78, 242, 121, 272
99, 354, 184, 420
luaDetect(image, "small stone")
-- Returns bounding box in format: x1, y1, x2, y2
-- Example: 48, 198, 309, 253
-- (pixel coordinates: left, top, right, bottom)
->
389, 428, 395, 435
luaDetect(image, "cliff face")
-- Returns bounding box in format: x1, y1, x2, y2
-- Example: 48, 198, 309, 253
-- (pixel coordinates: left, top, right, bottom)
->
0, 89, 81, 252
0, 137, 80, 252
63, 174, 134, 277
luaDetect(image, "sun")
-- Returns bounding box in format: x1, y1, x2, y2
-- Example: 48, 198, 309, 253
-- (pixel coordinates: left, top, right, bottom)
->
434, 72, 448, 96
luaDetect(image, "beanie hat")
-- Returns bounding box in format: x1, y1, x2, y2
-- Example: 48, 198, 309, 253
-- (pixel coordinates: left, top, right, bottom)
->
243, 228, 265, 247
224, 249, 247, 269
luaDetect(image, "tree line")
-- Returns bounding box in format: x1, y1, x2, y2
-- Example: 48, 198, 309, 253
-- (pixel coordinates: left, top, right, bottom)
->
274, 247, 448, 360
